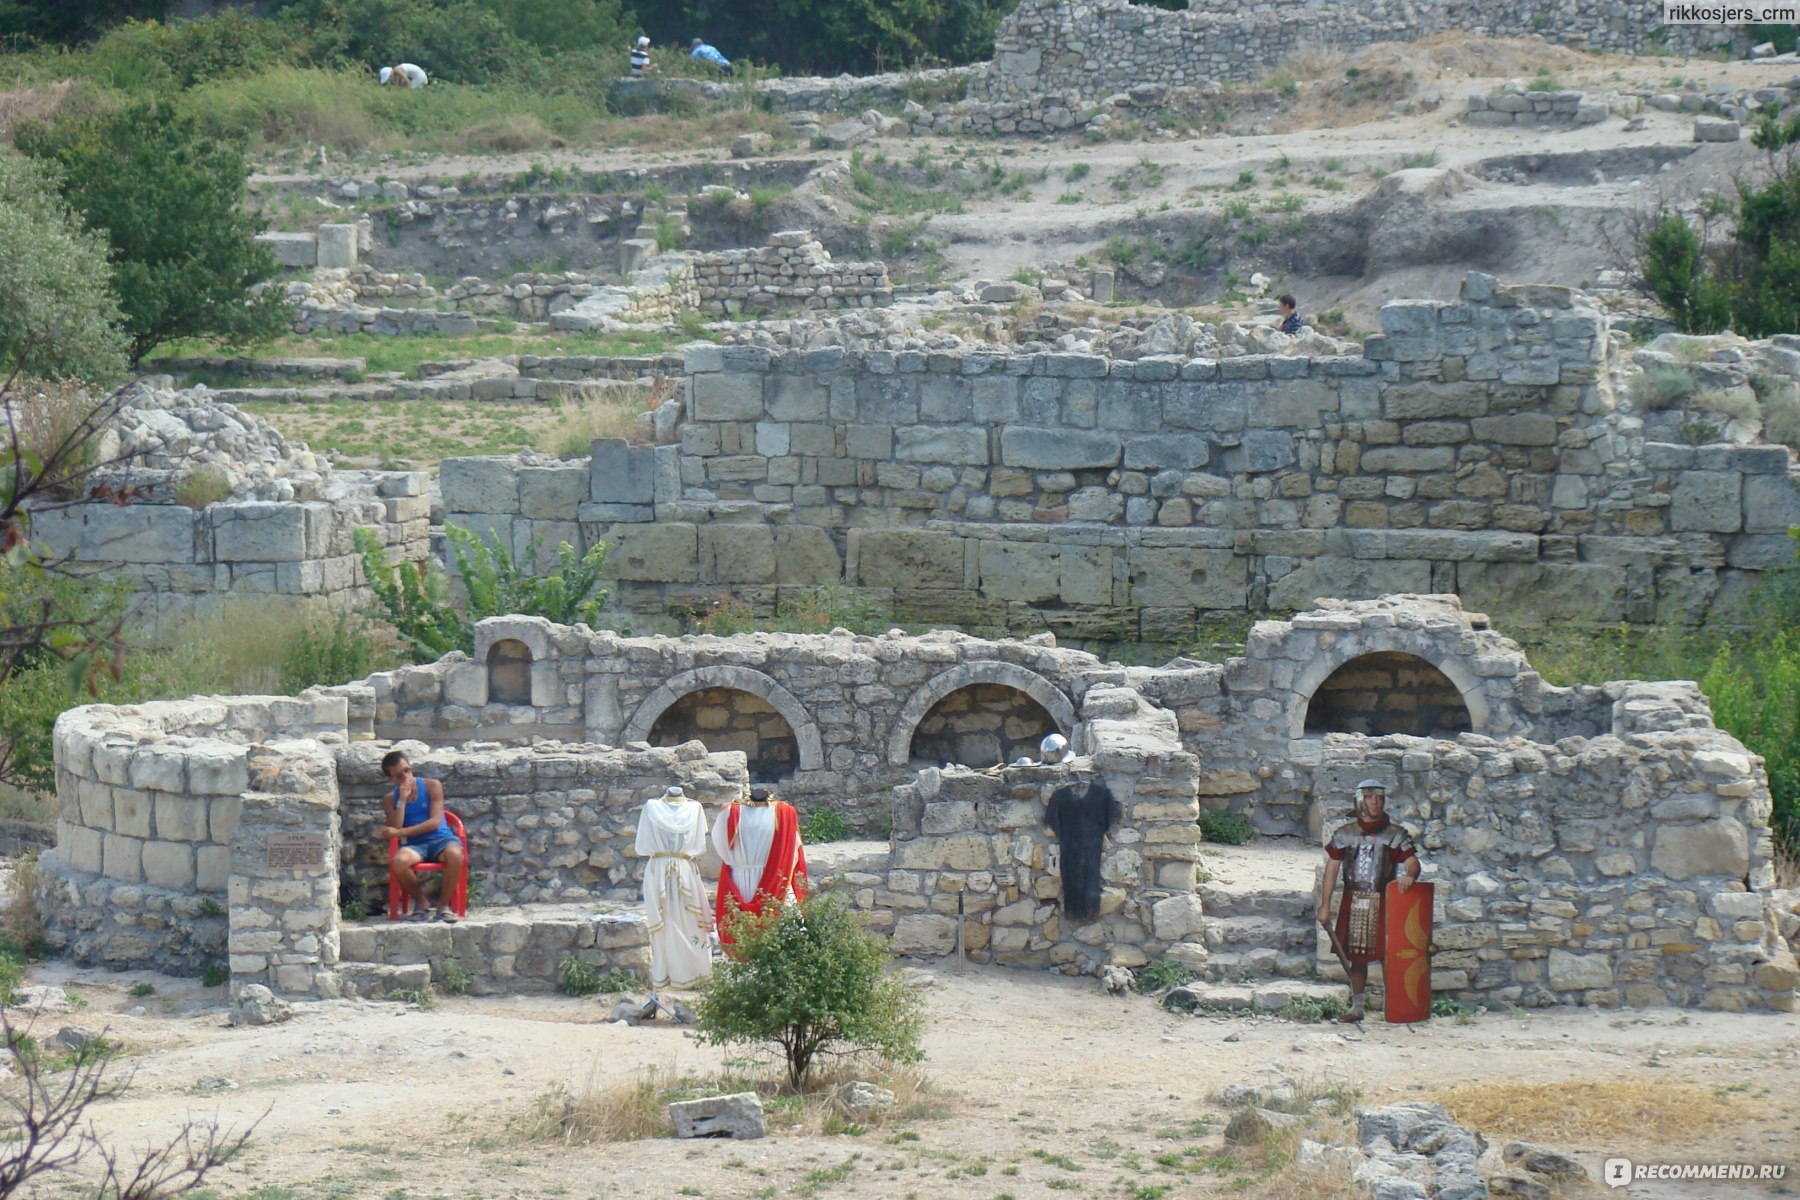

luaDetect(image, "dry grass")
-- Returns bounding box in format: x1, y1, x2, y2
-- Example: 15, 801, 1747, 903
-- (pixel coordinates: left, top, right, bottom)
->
1, 381, 111, 497
516, 1057, 950, 1145
455, 113, 563, 155
1431, 1080, 1750, 1143
1254, 1156, 1363, 1200
2, 851, 43, 949
0, 80, 77, 143
551, 380, 665, 457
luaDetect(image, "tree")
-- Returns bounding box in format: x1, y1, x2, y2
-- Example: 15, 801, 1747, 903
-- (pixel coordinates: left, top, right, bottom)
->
17, 100, 289, 365
0, 0, 168, 45
1636, 114, 1800, 337
696, 894, 926, 1090
0, 154, 129, 387
646, 0, 1018, 75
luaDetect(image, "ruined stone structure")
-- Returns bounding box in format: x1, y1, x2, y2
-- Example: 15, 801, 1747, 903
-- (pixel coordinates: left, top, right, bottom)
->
37, 597, 1799, 1013
444, 276, 1800, 639
978, 0, 1729, 102
29, 471, 430, 628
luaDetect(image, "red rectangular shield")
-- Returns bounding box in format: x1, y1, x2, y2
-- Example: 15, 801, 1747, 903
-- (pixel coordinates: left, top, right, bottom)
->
1383, 880, 1434, 1024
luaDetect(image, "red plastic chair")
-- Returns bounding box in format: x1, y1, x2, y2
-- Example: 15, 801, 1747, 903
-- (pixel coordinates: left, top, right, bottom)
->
388, 811, 469, 920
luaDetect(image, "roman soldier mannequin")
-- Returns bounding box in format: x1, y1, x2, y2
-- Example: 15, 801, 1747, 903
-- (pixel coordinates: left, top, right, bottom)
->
1317, 779, 1420, 1023
711, 785, 809, 950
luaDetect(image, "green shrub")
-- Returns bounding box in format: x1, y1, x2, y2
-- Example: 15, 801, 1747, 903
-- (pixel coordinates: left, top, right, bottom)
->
799, 806, 850, 844
354, 527, 470, 661
1277, 994, 1349, 1022
558, 953, 603, 996
129, 982, 155, 997
1135, 957, 1197, 994
441, 958, 472, 996
18, 98, 290, 363
174, 465, 232, 509
279, 608, 387, 693
0, 153, 129, 385
653, 213, 683, 253
1632, 365, 1697, 411
1197, 809, 1255, 845
697, 893, 925, 1089
1761, 380, 1800, 451
200, 961, 228, 987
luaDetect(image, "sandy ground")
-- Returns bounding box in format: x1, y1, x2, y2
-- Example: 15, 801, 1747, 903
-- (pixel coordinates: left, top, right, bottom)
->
8, 933, 1799, 1200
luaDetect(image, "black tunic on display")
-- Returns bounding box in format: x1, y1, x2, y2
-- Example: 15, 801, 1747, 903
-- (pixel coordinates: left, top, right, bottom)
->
1044, 780, 1121, 922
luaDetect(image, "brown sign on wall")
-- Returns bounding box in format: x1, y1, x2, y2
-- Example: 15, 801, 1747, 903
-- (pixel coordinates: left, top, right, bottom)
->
266, 831, 328, 870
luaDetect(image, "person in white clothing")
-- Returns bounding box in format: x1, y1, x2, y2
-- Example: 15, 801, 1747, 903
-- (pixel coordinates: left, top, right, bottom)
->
635, 785, 712, 1006
378, 63, 429, 88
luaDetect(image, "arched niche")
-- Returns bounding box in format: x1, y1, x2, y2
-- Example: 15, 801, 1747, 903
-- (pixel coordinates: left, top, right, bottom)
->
887, 662, 1077, 767
648, 688, 800, 782
486, 638, 533, 706
907, 683, 1060, 769
623, 665, 824, 771
1302, 651, 1476, 738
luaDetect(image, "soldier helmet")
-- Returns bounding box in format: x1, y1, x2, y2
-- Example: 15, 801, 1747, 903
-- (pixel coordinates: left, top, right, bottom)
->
1040, 733, 1069, 757
1355, 778, 1386, 793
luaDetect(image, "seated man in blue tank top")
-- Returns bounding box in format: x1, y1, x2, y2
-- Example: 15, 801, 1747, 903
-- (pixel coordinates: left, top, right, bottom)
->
380, 750, 464, 922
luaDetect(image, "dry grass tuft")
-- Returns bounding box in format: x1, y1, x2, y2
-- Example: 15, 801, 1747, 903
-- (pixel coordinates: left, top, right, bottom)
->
1431, 1080, 1749, 1143
455, 113, 560, 155
519, 1063, 674, 1144
551, 380, 662, 456
0, 80, 77, 143
1253, 1158, 1364, 1200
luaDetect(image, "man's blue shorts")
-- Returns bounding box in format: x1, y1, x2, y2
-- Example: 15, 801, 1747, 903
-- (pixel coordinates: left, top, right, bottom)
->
407, 831, 459, 862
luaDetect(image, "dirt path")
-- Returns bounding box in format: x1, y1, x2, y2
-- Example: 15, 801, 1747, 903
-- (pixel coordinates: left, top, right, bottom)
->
9, 948, 1797, 1200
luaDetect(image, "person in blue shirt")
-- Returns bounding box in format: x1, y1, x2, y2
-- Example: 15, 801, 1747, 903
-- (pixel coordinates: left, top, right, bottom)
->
690, 38, 733, 76
380, 750, 463, 922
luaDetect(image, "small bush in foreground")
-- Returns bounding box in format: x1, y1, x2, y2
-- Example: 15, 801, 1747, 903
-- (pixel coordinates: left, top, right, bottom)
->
1135, 957, 1197, 994
698, 894, 925, 1090
800, 807, 850, 844
557, 954, 602, 996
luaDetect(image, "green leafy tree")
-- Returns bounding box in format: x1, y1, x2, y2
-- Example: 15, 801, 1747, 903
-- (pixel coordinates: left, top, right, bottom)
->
1636, 114, 1800, 337
697, 894, 926, 1089
0, 0, 167, 44
276, 0, 535, 85
647, 0, 1016, 74
17, 100, 289, 364
0, 155, 129, 386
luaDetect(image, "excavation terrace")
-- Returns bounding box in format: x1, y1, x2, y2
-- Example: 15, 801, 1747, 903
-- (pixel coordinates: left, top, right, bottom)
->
36, 595, 1800, 1016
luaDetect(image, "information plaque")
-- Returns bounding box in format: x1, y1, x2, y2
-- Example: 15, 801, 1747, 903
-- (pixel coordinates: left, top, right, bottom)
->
265, 831, 327, 870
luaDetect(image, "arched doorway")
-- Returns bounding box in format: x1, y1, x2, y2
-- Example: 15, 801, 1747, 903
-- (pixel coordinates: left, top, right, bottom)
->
648, 687, 800, 782
907, 683, 1060, 769
486, 638, 532, 705
1303, 652, 1474, 737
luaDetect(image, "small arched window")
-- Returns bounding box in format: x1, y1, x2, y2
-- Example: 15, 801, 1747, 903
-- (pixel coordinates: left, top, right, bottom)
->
486, 638, 532, 706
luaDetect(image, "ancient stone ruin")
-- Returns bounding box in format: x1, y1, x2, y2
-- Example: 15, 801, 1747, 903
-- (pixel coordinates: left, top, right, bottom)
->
36, 595, 1797, 1013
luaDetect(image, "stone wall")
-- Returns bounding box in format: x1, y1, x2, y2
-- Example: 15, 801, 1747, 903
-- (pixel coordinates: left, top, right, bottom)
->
1465, 88, 1613, 128
334, 739, 748, 905
863, 684, 1205, 973
28, 473, 430, 628
442, 276, 1800, 640
35, 692, 348, 971
691, 231, 893, 316
977, 0, 1732, 102
37, 595, 1798, 1010
359, 617, 1090, 825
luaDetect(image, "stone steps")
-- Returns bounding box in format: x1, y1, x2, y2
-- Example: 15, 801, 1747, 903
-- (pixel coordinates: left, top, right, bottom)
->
336, 902, 649, 995
1203, 913, 1316, 950
1198, 883, 1315, 919
1164, 979, 1344, 1013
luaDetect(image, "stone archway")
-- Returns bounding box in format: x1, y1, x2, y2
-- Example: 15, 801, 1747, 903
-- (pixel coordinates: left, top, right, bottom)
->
906, 683, 1060, 769
623, 665, 824, 771
1303, 651, 1474, 737
887, 663, 1078, 767
1287, 641, 1489, 739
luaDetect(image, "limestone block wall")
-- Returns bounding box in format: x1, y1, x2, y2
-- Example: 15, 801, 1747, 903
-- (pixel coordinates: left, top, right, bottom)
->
1464, 89, 1613, 127
691, 232, 893, 316
27, 472, 430, 628
336, 906, 652, 996
359, 617, 1095, 825
228, 742, 344, 999
865, 685, 1204, 972
1309, 727, 1796, 1012
333, 738, 748, 905
442, 277, 1800, 638
35, 693, 349, 972
977, 0, 1730, 102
